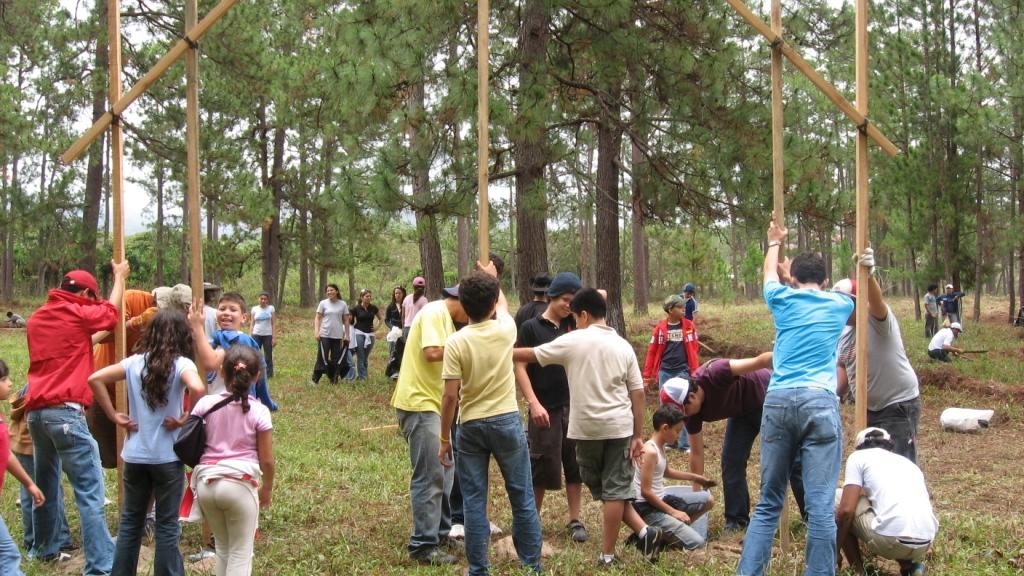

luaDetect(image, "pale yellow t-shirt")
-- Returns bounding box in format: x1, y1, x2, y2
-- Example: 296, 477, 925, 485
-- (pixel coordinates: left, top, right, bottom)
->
533, 324, 644, 440
442, 313, 520, 423
391, 300, 456, 414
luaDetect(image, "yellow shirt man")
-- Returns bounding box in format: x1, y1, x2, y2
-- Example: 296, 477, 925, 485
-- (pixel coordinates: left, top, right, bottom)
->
391, 300, 456, 414
441, 313, 519, 423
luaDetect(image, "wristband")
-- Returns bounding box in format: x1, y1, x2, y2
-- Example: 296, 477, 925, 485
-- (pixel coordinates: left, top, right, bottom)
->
440, 436, 451, 444
768, 240, 781, 248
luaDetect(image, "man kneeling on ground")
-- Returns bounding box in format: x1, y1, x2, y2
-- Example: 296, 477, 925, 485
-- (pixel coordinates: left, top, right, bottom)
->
630, 405, 716, 551
836, 427, 938, 576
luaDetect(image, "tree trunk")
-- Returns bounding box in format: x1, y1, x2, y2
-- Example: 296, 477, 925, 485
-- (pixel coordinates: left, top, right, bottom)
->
596, 90, 625, 334
261, 126, 285, 296
513, 0, 552, 305
299, 204, 313, 307
154, 161, 165, 286
78, 0, 109, 274
631, 140, 648, 315
409, 78, 444, 299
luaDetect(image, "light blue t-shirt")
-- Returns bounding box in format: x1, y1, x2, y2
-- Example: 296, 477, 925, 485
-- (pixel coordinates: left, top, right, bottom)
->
120, 353, 199, 464
763, 280, 854, 393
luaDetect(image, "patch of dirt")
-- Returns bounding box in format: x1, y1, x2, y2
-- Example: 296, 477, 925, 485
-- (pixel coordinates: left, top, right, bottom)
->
917, 365, 1024, 403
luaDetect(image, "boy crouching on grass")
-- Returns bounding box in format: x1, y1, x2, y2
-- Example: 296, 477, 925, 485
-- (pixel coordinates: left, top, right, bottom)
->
514, 288, 664, 567
631, 404, 716, 551
439, 263, 542, 576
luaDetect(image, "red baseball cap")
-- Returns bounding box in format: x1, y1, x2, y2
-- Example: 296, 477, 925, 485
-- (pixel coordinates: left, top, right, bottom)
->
63, 270, 99, 294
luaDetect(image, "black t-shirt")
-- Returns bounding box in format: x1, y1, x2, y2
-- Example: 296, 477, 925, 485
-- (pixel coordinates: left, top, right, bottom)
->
384, 303, 402, 329
517, 314, 575, 409
685, 359, 771, 434
352, 304, 379, 333
515, 300, 549, 329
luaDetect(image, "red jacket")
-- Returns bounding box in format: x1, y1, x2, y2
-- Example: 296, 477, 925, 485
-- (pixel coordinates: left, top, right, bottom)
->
643, 318, 699, 380
26, 289, 119, 411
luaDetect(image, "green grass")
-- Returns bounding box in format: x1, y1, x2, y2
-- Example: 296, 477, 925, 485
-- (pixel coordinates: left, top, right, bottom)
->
0, 296, 1022, 574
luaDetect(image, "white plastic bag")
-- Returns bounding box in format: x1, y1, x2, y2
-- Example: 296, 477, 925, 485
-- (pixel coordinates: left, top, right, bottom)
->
940, 407, 994, 433
386, 325, 403, 343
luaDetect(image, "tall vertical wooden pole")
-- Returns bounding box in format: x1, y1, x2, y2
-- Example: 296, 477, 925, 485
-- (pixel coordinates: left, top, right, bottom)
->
770, 0, 791, 553
108, 0, 127, 504
186, 0, 204, 298
854, 0, 870, 432
477, 0, 490, 261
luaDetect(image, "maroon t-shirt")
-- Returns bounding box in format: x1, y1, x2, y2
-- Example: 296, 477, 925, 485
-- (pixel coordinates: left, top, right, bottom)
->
685, 359, 771, 434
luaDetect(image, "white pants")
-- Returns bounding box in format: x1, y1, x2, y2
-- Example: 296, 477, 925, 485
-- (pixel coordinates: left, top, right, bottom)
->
197, 479, 259, 576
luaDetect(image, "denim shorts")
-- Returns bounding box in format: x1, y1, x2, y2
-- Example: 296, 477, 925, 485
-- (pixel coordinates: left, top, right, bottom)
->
575, 437, 634, 501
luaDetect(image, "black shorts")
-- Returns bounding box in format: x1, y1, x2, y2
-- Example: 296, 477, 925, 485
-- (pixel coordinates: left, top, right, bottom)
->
527, 404, 582, 490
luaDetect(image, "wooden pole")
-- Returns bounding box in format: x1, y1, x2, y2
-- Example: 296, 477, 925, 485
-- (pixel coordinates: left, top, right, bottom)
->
186, 0, 204, 298
60, 0, 241, 164
770, 0, 791, 554
721, 0, 899, 157
108, 0, 128, 506
854, 0, 869, 432
477, 0, 490, 261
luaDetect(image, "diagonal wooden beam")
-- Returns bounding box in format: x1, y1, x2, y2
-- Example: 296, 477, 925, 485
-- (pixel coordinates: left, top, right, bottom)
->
722, 0, 901, 157
60, 0, 241, 165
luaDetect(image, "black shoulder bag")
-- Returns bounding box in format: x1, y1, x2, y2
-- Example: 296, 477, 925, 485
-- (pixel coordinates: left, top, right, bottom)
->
174, 395, 236, 467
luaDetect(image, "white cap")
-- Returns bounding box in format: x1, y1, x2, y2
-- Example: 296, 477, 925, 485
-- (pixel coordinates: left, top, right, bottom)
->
950, 322, 963, 331
854, 427, 891, 449
659, 377, 691, 408
945, 284, 954, 289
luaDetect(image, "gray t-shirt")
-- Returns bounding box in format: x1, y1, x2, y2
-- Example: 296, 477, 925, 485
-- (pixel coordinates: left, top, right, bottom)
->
317, 298, 350, 339
924, 293, 938, 316
839, 305, 919, 411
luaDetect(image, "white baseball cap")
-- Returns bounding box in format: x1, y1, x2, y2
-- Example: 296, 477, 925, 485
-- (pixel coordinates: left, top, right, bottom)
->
659, 377, 691, 408
854, 427, 891, 449
950, 322, 963, 331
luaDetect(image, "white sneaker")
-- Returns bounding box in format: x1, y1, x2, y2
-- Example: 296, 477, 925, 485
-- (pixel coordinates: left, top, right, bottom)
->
449, 524, 465, 540
489, 521, 503, 536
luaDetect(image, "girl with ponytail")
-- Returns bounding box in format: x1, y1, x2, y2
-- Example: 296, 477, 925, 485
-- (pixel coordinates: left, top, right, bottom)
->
188, 346, 275, 576
89, 309, 206, 575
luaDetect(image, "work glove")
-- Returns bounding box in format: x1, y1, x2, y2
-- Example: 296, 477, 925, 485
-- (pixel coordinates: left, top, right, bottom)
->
858, 247, 877, 276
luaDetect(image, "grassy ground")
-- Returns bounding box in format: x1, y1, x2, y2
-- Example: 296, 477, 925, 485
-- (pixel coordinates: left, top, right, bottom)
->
0, 296, 1022, 575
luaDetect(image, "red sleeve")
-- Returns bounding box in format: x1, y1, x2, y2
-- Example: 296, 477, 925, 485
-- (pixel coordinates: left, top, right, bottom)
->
76, 301, 120, 332
642, 322, 665, 379
683, 319, 700, 375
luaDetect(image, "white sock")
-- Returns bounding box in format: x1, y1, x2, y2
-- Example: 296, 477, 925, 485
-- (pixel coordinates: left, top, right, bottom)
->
600, 553, 615, 562
638, 526, 649, 539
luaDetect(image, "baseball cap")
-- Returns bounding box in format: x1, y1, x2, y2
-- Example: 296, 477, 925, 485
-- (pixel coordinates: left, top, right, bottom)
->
441, 285, 459, 298
854, 427, 891, 449
663, 294, 685, 312
950, 322, 963, 332
169, 284, 193, 308
413, 276, 426, 287
659, 377, 691, 409
945, 283, 954, 289
547, 272, 582, 297
682, 282, 696, 294
529, 275, 552, 294
63, 270, 99, 294
833, 278, 857, 296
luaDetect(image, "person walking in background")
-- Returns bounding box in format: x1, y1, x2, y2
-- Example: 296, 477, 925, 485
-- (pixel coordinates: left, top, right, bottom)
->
190, 346, 275, 576
25, 262, 129, 575
923, 284, 939, 338
88, 310, 207, 576
311, 284, 351, 385
403, 277, 429, 340
350, 289, 382, 380
250, 292, 277, 379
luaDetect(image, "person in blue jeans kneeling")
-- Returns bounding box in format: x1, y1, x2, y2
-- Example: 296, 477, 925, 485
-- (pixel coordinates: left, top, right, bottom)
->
439, 263, 542, 576
736, 216, 853, 576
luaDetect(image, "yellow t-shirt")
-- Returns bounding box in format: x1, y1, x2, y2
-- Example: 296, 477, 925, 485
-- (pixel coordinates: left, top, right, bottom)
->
391, 300, 456, 414
441, 313, 520, 423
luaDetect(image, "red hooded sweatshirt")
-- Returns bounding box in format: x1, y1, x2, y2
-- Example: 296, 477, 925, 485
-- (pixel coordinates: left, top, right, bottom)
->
26, 289, 119, 411
642, 317, 700, 381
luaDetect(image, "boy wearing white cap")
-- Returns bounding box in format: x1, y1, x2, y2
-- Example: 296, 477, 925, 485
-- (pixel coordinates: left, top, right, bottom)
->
927, 323, 963, 362
836, 428, 937, 576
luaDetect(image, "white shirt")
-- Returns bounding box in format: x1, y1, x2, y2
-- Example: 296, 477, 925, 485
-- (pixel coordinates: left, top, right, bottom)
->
250, 305, 275, 336
928, 327, 955, 352
844, 448, 938, 541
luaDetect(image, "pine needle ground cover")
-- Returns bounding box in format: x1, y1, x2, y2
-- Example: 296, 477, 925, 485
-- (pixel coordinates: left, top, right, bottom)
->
0, 297, 1021, 575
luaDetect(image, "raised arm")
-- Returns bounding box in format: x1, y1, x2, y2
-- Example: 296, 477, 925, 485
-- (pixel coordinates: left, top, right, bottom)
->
189, 300, 224, 372
763, 215, 787, 284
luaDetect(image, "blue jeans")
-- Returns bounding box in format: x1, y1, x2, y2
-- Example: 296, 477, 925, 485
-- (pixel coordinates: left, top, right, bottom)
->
659, 369, 690, 450
343, 348, 357, 380
737, 388, 842, 576
396, 410, 454, 555
456, 412, 542, 575
0, 514, 23, 576
28, 407, 114, 575
112, 461, 185, 576
15, 452, 72, 552
351, 334, 374, 380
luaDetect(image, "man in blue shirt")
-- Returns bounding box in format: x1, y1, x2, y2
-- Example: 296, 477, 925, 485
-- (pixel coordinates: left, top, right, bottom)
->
737, 216, 853, 576
936, 284, 964, 324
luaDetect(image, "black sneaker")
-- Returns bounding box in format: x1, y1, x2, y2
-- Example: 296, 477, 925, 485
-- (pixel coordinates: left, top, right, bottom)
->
635, 526, 664, 563
567, 519, 589, 543
410, 547, 457, 566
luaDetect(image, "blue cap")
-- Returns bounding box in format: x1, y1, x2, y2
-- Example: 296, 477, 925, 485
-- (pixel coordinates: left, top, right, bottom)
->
682, 283, 696, 294
442, 285, 459, 298
547, 272, 583, 297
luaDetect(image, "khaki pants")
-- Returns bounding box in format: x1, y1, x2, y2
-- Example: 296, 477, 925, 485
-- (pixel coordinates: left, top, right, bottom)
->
848, 495, 930, 563
197, 479, 259, 575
